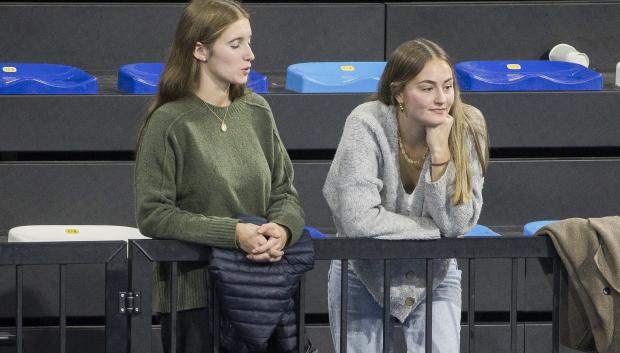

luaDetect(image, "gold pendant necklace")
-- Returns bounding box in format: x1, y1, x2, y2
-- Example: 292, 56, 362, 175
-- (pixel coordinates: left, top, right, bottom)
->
203, 102, 230, 132
396, 116, 428, 168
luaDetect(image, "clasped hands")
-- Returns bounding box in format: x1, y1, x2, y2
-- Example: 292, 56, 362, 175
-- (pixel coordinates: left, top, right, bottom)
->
235, 222, 288, 262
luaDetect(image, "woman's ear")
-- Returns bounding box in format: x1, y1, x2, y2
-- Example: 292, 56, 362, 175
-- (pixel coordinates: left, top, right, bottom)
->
394, 92, 403, 105
193, 42, 209, 62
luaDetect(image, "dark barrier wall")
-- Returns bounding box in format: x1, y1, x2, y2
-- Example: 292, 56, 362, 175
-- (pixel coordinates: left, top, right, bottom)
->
386, 1, 620, 72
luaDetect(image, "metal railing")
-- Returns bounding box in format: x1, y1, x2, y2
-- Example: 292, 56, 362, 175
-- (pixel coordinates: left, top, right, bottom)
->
0, 241, 129, 353
128, 236, 560, 353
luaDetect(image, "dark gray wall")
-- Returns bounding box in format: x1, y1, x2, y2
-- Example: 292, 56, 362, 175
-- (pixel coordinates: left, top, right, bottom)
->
386, 1, 620, 72
0, 3, 384, 72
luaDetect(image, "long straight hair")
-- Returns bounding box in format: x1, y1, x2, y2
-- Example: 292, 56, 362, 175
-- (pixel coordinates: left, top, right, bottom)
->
138, 0, 249, 144
377, 38, 489, 205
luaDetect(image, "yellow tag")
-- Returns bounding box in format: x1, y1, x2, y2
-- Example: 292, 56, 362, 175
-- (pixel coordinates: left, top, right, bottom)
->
65, 228, 80, 235
506, 64, 521, 70
2, 66, 17, 73
340, 65, 355, 72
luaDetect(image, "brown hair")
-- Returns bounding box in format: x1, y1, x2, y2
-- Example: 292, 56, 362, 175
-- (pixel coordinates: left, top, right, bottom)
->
378, 38, 489, 205
138, 0, 249, 142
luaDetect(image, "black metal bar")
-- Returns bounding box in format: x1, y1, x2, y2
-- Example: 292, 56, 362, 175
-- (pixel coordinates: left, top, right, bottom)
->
0, 241, 128, 265
510, 258, 518, 353
297, 275, 306, 353
60, 264, 67, 353
468, 259, 476, 353
552, 254, 561, 353
16, 265, 23, 353
425, 259, 433, 353
382, 259, 391, 353
129, 240, 153, 353
212, 279, 220, 353
130, 240, 212, 263
312, 237, 556, 260
105, 244, 129, 353
170, 261, 178, 353
340, 259, 348, 353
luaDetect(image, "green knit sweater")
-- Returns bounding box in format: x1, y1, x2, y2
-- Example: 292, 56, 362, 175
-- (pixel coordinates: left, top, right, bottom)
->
135, 92, 305, 312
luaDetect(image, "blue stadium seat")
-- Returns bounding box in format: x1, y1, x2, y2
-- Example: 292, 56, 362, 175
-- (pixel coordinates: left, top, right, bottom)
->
285, 61, 386, 93
117, 63, 268, 94
1, 63, 98, 94
455, 60, 602, 91
523, 220, 558, 236
304, 226, 327, 239
463, 224, 500, 237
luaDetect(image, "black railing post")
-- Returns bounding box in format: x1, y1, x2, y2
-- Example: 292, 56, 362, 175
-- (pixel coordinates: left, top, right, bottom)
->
59, 264, 67, 353
129, 241, 154, 353
382, 259, 391, 353
298, 275, 306, 353
105, 244, 129, 353
16, 265, 23, 353
468, 259, 476, 353
510, 258, 518, 353
340, 259, 348, 353
425, 259, 433, 353
170, 261, 178, 353
552, 254, 561, 353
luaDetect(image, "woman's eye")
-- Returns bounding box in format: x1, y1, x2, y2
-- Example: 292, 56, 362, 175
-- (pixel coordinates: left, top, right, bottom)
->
422, 87, 433, 92
444, 85, 453, 90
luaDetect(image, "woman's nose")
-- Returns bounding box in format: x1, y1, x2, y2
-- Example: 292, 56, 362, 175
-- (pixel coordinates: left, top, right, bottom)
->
435, 88, 447, 104
245, 46, 255, 62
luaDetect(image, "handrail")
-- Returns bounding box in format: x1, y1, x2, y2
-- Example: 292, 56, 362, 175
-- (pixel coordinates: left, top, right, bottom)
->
128, 236, 560, 353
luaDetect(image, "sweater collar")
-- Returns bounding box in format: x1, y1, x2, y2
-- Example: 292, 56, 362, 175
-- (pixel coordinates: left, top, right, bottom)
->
188, 93, 247, 117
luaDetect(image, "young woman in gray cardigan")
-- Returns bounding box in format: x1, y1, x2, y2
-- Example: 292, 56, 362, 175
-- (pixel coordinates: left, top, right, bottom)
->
323, 38, 489, 353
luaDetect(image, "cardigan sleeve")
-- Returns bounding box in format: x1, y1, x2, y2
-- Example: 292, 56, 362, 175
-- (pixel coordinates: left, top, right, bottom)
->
421, 106, 487, 237
323, 113, 440, 240
421, 137, 485, 237
265, 114, 305, 245
134, 109, 238, 248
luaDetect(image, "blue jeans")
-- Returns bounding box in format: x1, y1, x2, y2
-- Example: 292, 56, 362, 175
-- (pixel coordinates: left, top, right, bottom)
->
328, 259, 462, 353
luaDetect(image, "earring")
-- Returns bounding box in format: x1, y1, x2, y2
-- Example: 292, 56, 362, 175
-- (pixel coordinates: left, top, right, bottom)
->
398, 102, 405, 113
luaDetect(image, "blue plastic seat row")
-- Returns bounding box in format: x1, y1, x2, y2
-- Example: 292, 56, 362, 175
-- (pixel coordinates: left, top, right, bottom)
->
285, 60, 601, 93
0, 63, 268, 94
117, 63, 268, 94
3, 60, 603, 95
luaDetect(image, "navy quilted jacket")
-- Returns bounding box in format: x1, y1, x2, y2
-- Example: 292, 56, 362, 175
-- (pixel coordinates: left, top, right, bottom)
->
208, 218, 315, 353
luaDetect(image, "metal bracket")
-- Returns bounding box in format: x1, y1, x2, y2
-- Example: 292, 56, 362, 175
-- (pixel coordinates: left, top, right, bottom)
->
118, 291, 141, 315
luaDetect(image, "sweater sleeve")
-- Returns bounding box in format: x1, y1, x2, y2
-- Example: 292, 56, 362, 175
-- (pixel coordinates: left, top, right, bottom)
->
134, 109, 238, 248
265, 116, 305, 245
421, 106, 487, 238
323, 113, 440, 240
421, 138, 485, 237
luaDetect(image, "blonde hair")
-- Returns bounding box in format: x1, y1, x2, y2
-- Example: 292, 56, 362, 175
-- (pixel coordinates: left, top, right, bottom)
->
138, 0, 249, 142
377, 38, 489, 205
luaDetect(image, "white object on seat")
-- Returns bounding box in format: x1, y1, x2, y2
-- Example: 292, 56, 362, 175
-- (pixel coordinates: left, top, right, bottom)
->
8, 225, 149, 242
549, 43, 589, 68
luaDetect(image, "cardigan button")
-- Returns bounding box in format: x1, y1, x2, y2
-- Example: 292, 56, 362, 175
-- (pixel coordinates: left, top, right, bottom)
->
406, 271, 415, 280
603, 287, 611, 295
405, 297, 415, 306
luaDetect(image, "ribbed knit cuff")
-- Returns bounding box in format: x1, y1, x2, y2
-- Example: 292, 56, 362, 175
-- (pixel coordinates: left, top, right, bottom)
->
203, 217, 239, 249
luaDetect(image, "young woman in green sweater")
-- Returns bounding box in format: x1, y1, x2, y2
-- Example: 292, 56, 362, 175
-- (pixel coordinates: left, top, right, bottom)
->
134, 1, 305, 352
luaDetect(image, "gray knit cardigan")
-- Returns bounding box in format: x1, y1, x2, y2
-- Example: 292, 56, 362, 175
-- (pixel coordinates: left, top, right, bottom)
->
323, 100, 485, 322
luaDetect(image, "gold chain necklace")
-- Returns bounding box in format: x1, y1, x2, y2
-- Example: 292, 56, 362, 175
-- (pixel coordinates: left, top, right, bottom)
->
397, 123, 428, 168
203, 102, 230, 132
